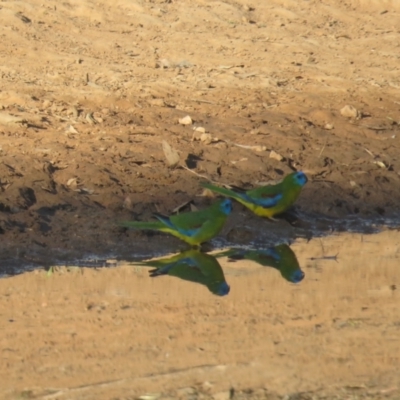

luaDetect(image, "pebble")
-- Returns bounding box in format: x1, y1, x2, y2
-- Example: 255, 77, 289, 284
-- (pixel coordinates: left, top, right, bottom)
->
340, 105, 359, 118
269, 150, 284, 161
212, 391, 231, 400
179, 115, 193, 125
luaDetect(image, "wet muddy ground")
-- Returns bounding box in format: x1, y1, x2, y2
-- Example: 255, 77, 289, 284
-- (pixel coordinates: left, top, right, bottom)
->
1, 0, 400, 398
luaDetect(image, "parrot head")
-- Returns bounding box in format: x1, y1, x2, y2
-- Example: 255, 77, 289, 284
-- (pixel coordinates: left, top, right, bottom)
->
289, 269, 305, 283
219, 198, 233, 215
291, 171, 308, 187
209, 281, 231, 296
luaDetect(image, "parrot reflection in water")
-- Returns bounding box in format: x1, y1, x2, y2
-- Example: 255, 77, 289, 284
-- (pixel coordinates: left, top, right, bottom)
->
202, 171, 308, 219
225, 244, 304, 283
118, 199, 232, 247
136, 249, 230, 296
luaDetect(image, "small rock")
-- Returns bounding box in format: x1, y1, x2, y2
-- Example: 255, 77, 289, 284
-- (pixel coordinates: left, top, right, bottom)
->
193, 126, 206, 133
123, 196, 132, 210
42, 100, 52, 109
324, 123, 334, 130
67, 125, 79, 134
269, 150, 284, 161
192, 131, 217, 144
0, 112, 27, 126
162, 140, 180, 168
192, 131, 203, 141
66, 178, 78, 189
148, 98, 165, 107
138, 394, 161, 400
67, 106, 79, 118
213, 391, 231, 400
86, 112, 97, 124
156, 58, 170, 69
200, 133, 213, 144
202, 188, 216, 197
179, 115, 193, 125
373, 160, 387, 169
340, 105, 359, 118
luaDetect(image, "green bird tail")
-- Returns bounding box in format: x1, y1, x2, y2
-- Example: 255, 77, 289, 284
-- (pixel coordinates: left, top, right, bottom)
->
118, 220, 166, 231
202, 183, 242, 202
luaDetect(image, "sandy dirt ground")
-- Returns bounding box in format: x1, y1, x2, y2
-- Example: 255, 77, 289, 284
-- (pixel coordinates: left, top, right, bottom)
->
1, 231, 400, 399
1, 0, 400, 398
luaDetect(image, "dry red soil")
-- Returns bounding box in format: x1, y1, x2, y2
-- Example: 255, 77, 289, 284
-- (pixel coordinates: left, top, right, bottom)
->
0, 0, 400, 398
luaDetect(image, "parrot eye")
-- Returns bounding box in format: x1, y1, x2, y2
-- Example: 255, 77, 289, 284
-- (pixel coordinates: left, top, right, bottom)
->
221, 199, 233, 214
294, 171, 308, 186
291, 270, 305, 283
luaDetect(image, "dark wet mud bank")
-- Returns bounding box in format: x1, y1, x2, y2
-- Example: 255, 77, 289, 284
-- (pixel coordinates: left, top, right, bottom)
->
1, 207, 400, 277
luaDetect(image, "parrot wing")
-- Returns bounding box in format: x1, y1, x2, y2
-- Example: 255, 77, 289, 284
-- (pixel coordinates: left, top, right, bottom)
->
203, 182, 282, 209
154, 213, 204, 237
148, 261, 181, 276
245, 184, 285, 207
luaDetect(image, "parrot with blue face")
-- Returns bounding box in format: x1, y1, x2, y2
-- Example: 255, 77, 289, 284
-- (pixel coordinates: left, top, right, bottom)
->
222, 243, 304, 283
119, 198, 232, 246
201, 171, 308, 219
136, 249, 230, 296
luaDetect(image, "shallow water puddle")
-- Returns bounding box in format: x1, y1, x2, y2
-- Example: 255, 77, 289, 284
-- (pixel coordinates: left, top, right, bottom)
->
0, 230, 399, 399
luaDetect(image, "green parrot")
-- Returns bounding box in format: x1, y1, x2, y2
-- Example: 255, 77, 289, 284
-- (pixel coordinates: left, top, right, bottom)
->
118, 198, 232, 246
136, 249, 230, 296
202, 171, 308, 219
224, 243, 304, 283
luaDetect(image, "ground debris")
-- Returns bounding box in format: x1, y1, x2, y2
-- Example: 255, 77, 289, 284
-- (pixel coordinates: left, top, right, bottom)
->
136, 386, 400, 400
162, 140, 180, 167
